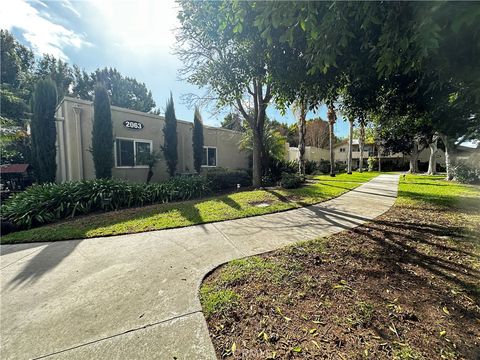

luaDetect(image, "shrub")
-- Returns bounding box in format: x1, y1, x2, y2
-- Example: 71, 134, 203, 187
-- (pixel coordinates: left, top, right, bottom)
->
451, 161, 480, 184
31, 79, 57, 183
318, 160, 330, 174
264, 159, 298, 185
367, 156, 378, 171
92, 84, 113, 179
204, 168, 251, 191
162, 93, 178, 176
335, 161, 348, 173
192, 107, 204, 173
305, 160, 318, 175
1, 176, 211, 229
280, 172, 304, 189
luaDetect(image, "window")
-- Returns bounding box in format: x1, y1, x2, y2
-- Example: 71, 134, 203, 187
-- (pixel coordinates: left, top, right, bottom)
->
339, 147, 346, 153
202, 146, 217, 167
115, 138, 152, 167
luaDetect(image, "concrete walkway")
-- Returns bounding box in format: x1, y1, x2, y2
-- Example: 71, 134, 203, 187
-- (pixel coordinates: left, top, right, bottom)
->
0, 174, 399, 360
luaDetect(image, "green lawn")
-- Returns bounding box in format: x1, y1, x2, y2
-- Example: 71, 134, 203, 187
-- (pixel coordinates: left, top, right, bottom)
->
2, 172, 379, 244
397, 174, 480, 210
199, 174, 480, 359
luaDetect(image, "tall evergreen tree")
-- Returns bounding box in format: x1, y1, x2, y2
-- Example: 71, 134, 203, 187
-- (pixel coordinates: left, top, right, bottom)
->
31, 79, 57, 183
192, 106, 204, 173
92, 84, 113, 179
162, 93, 178, 177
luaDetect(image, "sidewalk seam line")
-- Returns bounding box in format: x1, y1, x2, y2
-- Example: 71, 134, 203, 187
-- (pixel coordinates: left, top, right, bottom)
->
0, 246, 45, 270
211, 223, 247, 257
33, 310, 203, 359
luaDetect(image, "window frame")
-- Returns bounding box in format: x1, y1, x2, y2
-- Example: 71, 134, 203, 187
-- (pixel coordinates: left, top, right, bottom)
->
114, 137, 153, 169
201, 146, 217, 168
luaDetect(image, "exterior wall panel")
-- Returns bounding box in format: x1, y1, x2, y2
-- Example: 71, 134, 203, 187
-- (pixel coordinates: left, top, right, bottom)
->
55, 97, 248, 183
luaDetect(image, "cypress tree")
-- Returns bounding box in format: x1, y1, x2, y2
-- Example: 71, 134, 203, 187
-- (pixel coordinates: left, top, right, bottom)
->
31, 79, 57, 183
192, 106, 204, 173
162, 93, 178, 177
92, 84, 113, 179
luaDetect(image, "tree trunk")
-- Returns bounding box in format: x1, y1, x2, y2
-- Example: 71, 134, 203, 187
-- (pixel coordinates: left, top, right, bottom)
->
378, 145, 382, 172
146, 169, 154, 183
327, 105, 336, 177
427, 136, 438, 175
296, 101, 307, 175
409, 141, 420, 173
252, 130, 263, 187
359, 120, 365, 173
439, 134, 454, 180
347, 119, 353, 174
235, 80, 271, 188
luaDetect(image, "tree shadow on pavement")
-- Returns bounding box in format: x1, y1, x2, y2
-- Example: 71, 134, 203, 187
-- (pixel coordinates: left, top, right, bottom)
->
5, 240, 80, 290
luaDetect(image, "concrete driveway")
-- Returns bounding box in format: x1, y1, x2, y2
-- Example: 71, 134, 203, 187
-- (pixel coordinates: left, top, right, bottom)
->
0, 174, 399, 359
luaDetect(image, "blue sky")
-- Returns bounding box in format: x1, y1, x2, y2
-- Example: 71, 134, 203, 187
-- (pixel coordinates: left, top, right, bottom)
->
1, 0, 350, 137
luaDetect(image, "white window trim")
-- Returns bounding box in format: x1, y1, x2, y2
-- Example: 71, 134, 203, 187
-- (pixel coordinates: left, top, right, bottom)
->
201, 146, 217, 168
114, 137, 153, 169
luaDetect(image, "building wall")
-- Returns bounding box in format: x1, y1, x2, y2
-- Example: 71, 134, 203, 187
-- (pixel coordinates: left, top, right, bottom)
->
283, 141, 447, 168
55, 97, 248, 183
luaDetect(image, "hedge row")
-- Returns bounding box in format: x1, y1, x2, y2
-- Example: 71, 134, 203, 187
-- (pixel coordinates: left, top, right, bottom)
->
1, 176, 209, 229
1, 169, 254, 230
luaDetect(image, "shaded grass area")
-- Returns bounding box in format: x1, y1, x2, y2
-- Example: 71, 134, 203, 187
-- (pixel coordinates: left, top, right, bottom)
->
201, 175, 480, 359
1, 172, 379, 244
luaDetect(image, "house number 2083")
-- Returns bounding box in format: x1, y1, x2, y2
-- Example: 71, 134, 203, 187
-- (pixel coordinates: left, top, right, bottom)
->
123, 120, 144, 130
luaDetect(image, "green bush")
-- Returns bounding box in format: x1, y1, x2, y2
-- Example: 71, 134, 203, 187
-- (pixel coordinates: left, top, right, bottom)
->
263, 159, 298, 185
204, 168, 251, 191
305, 160, 318, 175
280, 172, 304, 189
367, 156, 378, 171
451, 161, 480, 184
1, 176, 211, 229
318, 160, 330, 174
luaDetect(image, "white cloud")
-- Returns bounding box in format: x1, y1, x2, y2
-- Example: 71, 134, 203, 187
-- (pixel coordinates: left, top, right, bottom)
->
85, 0, 179, 58
0, 0, 91, 60
60, 0, 81, 18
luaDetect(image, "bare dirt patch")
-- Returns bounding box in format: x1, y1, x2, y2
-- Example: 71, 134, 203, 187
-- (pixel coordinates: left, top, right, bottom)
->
202, 204, 480, 359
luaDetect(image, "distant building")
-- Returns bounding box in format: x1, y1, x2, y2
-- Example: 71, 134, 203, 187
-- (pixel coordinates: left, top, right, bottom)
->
286, 138, 478, 171
0, 163, 33, 190
54, 97, 249, 183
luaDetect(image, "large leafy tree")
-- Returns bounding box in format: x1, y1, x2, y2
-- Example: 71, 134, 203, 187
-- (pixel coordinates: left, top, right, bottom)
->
251, 2, 479, 178
192, 106, 204, 173
35, 54, 74, 100
176, 1, 273, 187
91, 68, 156, 112
92, 84, 113, 179
162, 94, 178, 177
1, 30, 35, 164
31, 79, 57, 183
221, 112, 243, 132
305, 118, 329, 149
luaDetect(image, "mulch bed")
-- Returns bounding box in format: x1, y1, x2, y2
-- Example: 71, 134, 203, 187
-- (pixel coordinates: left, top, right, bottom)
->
202, 203, 480, 359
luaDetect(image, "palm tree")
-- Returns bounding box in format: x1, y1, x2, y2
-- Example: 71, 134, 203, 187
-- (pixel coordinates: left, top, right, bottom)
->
327, 105, 337, 177
347, 118, 354, 174
358, 117, 366, 173
427, 133, 439, 175
292, 100, 307, 175
239, 121, 286, 163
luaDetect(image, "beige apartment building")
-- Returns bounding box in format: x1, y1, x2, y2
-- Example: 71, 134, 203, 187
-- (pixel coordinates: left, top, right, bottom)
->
333, 140, 446, 169
54, 97, 249, 183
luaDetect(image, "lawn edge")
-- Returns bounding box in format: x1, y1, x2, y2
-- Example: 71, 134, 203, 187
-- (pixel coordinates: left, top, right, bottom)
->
1, 174, 381, 245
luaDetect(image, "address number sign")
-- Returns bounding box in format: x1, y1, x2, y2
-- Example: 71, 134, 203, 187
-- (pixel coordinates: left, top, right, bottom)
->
123, 120, 144, 130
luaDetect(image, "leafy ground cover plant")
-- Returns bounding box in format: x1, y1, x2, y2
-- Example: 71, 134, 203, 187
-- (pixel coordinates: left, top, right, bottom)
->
1, 176, 210, 229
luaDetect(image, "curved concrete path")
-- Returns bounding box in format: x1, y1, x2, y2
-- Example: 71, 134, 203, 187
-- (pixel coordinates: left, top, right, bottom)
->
0, 174, 399, 359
